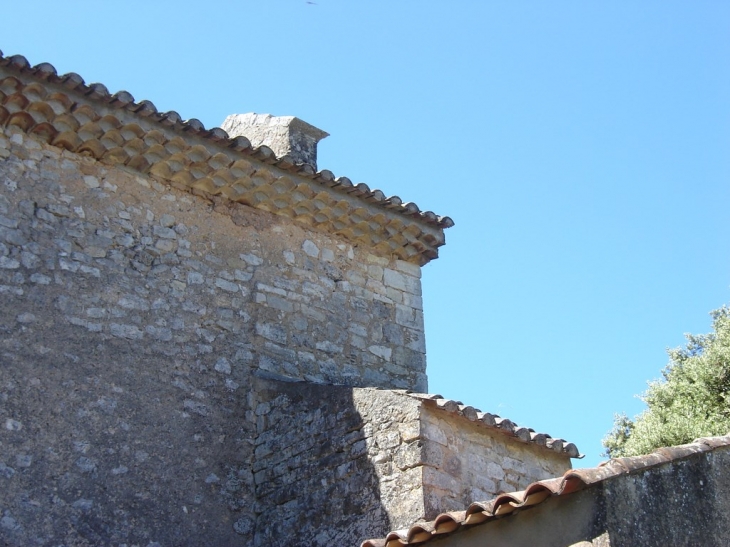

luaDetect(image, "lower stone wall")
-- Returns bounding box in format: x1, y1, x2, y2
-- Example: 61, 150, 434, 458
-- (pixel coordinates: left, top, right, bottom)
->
349, 389, 574, 530
1, 350, 402, 546
420, 409, 571, 517
429, 444, 730, 547
1, 355, 576, 547
0, 311, 257, 546
251, 377, 392, 546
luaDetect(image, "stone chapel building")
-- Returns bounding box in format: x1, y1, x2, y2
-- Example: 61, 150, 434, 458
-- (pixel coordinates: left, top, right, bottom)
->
1, 51, 728, 547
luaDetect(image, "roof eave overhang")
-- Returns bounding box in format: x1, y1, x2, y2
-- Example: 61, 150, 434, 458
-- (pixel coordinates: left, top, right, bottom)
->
0, 53, 453, 266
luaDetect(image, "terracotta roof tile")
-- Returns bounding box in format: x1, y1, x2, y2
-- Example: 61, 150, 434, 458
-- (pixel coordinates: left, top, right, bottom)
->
360, 433, 730, 547
0, 51, 454, 265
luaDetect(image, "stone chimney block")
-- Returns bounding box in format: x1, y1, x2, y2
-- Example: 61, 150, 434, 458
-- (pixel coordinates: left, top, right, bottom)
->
221, 113, 329, 169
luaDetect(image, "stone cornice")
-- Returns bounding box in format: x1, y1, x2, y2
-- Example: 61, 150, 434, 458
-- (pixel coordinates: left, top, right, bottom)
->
0, 53, 453, 265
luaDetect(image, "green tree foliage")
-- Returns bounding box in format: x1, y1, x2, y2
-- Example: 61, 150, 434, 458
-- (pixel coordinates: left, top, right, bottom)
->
603, 305, 730, 458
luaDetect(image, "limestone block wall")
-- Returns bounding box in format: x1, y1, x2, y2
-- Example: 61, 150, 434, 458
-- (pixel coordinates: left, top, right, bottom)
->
419, 409, 571, 517
0, 124, 427, 391
352, 391, 573, 529
0, 127, 262, 546
1, 310, 257, 547
0, 124, 426, 546
251, 377, 392, 546
250, 384, 575, 544
353, 389, 427, 530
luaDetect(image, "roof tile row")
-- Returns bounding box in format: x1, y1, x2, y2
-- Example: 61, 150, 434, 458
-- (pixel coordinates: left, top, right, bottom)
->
0, 51, 453, 225
399, 391, 580, 457
0, 51, 453, 264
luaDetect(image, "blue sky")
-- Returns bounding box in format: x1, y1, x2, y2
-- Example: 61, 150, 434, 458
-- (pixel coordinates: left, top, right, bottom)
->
4, 1, 729, 466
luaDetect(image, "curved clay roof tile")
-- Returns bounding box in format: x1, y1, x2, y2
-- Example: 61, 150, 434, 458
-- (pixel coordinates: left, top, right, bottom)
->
132, 99, 158, 116
158, 110, 182, 126
7, 54, 30, 70
275, 154, 296, 170
546, 438, 564, 452
207, 127, 228, 141
228, 135, 251, 151
60, 72, 84, 89
403, 202, 420, 214
514, 427, 533, 442
183, 117, 205, 132
433, 512, 463, 534
86, 82, 110, 100
314, 169, 335, 184
385, 195, 402, 208
7, 111, 35, 131
335, 176, 353, 189
251, 144, 274, 161
110, 90, 135, 107
32, 62, 57, 79
296, 164, 315, 176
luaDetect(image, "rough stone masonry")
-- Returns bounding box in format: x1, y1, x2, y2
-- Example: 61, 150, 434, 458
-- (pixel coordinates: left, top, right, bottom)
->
0, 122, 429, 545
0, 55, 576, 547
0, 124, 430, 390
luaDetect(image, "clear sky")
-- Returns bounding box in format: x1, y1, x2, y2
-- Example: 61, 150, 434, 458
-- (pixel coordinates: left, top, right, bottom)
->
4, 1, 729, 466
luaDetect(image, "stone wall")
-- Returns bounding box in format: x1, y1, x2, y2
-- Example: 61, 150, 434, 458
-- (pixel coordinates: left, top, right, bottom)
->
249, 382, 570, 545
252, 376, 391, 546
353, 390, 573, 529
428, 443, 730, 547
354, 389, 425, 530
0, 123, 425, 546
0, 124, 427, 391
0, 64, 581, 547
420, 409, 571, 517
1, 315, 256, 546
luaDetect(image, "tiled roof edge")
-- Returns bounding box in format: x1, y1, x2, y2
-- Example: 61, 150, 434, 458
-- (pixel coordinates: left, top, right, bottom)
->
0, 51, 454, 264
360, 433, 730, 547
389, 390, 580, 458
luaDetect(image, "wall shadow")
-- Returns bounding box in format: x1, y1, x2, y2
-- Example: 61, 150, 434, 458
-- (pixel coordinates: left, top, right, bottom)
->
251, 371, 391, 546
